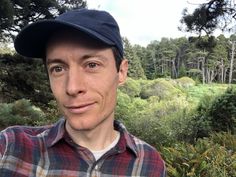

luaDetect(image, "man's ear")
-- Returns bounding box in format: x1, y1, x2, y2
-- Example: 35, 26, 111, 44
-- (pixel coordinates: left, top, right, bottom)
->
118, 59, 128, 86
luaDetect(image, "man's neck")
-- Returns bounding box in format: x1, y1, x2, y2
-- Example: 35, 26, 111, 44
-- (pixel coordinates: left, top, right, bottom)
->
65, 118, 118, 151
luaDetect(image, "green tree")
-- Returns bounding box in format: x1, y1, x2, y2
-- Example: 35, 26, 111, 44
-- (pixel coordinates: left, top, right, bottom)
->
172, 37, 189, 78
0, 99, 46, 128
133, 44, 147, 72
0, 0, 87, 40
188, 36, 217, 83
144, 38, 190, 80
123, 38, 146, 79
145, 41, 160, 79
0, 54, 52, 108
208, 35, 229, 83
180, 0, 236, 35
209, 87, 236, 133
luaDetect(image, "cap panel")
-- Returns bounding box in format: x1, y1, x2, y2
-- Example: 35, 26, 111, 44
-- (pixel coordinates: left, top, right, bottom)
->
14, 9, 123, 58
14, 20, 116, 58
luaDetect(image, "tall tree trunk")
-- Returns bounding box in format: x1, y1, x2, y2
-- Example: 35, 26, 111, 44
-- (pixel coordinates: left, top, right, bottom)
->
229, 41, 235, 84
175, 52, 181, 78
224, 67, 228, 83
161, 58, 164, 75
221, 59, 224, 83
171, 59, 177, 78
197, 59, 200, 70
206, 69, 210, 83
152, 52, 157, 76
202, 57, 205, 84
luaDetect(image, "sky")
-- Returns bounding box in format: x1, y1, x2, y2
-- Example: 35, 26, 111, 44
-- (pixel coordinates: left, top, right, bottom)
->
86, 0, 203, 46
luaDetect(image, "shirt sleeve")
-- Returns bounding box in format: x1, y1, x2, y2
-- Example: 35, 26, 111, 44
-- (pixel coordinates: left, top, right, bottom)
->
0, 130, 6, 158
161, 164, 167, 177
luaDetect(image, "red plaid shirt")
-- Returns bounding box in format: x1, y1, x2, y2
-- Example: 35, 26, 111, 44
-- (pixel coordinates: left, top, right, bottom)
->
0, 119, 166, 176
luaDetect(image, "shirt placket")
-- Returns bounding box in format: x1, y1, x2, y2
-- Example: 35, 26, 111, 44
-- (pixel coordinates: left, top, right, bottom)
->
90, 163, 101, 177
89, 147, 123, 177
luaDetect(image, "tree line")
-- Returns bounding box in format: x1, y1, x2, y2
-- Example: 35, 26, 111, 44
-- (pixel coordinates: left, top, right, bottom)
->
124, 34, 236, 84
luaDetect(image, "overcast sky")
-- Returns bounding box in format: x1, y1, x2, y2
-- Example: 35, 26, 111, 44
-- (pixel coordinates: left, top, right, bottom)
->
86, 0, 202, 46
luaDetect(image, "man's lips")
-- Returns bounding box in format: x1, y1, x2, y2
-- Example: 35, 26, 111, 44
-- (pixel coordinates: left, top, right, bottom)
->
64, 102, 95, 114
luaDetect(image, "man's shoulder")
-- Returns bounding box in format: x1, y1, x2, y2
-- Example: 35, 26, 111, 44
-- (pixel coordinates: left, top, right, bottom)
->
0, 124, 52, 144
1, 124, 52, 135
130, 134, 163, 158
126, 133, 166, 176
115, 121, 164, 161
0, 124, 53, 158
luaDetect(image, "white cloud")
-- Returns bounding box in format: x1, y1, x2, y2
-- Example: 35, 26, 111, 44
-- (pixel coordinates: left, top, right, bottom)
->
86, 0, 200, 46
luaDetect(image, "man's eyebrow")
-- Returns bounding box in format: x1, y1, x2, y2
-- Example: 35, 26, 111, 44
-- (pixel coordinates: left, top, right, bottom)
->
46, 58, 66, 66
46, 52, 109, 65
82, 53, 109, 62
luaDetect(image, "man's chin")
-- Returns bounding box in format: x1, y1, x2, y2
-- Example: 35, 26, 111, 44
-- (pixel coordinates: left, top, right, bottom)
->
65, 118, 97, 132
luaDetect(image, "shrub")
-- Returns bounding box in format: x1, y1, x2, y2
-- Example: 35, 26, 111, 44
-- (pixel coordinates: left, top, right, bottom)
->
149, 95, 189, 118
116, 92, 195, 147
126, 111, 170, 149
0, 99, 45, 128
176, 76, 196, 88
115, 90, 134, 121
187, 94, 217, 140
0, 54, 53, 108
165, 85, 235, 143
210, 132, 236, 152
208, 87, 236, 134
162, 132, 236, 177
118, 77, 141, 97
37, 100, 61, 125
161, 108, 197, 144
187, 68, 202, 82
117, 79, 198, 147
140, 78, 183, 100
116, 90, 150, 126
116, 91, 171, 148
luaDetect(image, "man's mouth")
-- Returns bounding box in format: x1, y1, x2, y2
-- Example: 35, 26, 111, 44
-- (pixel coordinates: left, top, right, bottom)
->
65, 102, 95, 114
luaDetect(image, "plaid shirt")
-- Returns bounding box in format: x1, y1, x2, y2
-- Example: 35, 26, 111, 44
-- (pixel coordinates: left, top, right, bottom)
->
0, 119, 166, 177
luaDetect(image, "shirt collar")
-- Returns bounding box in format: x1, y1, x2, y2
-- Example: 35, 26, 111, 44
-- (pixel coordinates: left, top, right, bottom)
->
114, 120, 138, 157
45, 118, 138, 156
45, 118, 66, 148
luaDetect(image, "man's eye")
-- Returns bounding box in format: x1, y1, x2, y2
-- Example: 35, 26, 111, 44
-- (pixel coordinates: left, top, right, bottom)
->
88, 63, 98, 68
50, 66, 64, 73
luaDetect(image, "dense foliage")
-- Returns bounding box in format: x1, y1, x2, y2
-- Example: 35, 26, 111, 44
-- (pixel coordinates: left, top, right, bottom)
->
0, 99, 45, 128
180, 0, 236, 35
124, 34, 236, 85
0, 54, 52, 107
163, 132, 236, 176
0, 0, 87, 41
209, 87, 236, 133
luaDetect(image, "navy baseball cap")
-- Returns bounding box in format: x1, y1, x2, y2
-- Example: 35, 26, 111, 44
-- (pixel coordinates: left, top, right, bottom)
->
14, 8, 123, 58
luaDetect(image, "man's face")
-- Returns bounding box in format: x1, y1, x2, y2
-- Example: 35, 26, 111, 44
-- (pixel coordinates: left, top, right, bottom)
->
46, 33, 128, 132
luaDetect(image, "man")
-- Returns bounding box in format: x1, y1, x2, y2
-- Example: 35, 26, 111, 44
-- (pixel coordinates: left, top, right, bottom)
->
0, 8, 166, 176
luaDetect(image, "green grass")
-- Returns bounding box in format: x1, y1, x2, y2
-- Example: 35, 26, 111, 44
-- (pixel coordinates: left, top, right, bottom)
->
185, 83, 229, 104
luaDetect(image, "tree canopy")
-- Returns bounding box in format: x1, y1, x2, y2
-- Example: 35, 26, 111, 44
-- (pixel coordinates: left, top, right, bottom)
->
180, 0, 236, 35
0, 0, 87, 41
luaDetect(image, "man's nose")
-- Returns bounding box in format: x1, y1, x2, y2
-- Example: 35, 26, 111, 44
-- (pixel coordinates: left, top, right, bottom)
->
66, 68, 87, 96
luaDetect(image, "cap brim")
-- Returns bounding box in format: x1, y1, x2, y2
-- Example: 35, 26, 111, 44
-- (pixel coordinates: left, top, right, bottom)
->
14, 20, 115, 58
